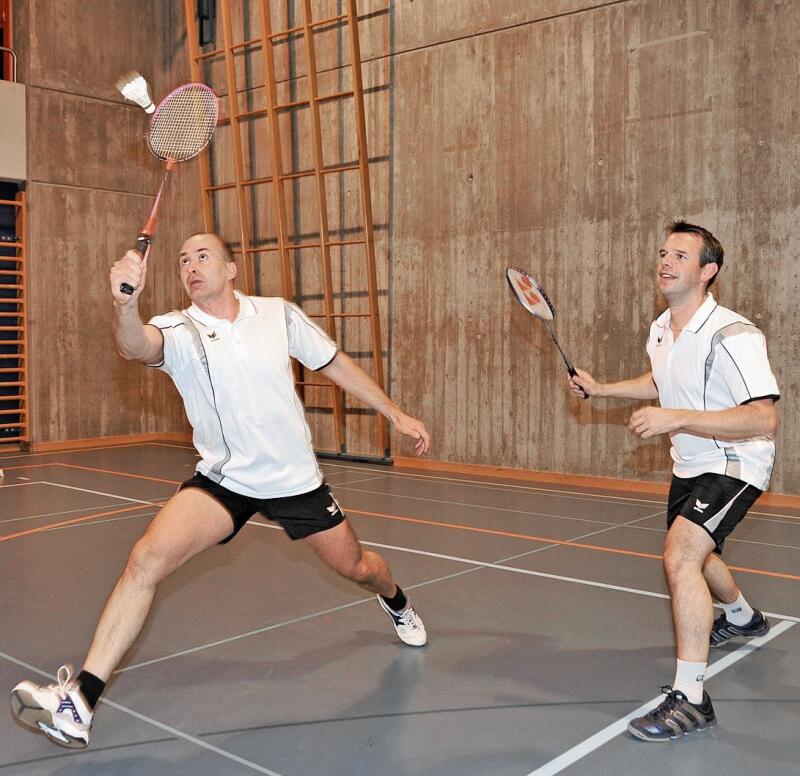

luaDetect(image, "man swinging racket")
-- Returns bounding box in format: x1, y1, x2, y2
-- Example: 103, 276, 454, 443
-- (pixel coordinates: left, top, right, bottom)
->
569, 222, 779, 741
11, 233, 431, 749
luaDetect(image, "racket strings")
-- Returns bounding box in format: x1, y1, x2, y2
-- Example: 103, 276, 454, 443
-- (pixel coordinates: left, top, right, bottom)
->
149, 84, 218, 162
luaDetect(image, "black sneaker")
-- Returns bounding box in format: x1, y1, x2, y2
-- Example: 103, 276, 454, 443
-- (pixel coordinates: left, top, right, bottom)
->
710, 609, 770, 648
628, 686, 716, 742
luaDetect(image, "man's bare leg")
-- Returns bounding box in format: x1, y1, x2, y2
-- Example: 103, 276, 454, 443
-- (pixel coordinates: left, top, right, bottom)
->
304, 519, 427, 646
703, 552, 740, 604
663, 517, 716, 664
10, 488, 234, 748
84, 488, 234, 680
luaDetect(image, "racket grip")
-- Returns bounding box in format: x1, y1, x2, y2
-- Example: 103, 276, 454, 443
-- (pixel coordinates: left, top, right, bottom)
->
136, 234, 151, 257
566, 363, 589, 400
119, 235, 151, 295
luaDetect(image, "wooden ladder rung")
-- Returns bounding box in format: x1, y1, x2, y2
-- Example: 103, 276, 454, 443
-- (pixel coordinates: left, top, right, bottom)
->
307, 313, 370, 319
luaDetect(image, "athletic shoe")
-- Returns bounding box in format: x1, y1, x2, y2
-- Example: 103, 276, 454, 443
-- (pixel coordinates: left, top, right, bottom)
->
628, 686, 716, 742
10, 665, 92, 749
710, 609, 770, 648
377, 596, 427, 646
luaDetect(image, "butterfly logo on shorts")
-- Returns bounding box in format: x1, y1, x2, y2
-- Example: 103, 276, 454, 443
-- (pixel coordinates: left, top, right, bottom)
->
693, 499, 710, 513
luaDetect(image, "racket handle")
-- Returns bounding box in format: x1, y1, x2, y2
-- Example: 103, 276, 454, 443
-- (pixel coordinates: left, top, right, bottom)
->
566, 362, 589, 401
136, 234, 151, 257
119, 235, 152, 295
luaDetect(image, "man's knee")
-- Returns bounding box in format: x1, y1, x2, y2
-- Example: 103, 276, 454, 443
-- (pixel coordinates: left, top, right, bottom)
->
124, 536, 175, 586
663, 528, 712, 582
335, 552, 374, 585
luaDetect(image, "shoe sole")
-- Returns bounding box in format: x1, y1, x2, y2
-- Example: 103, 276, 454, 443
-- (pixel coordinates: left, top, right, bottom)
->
10, 689, 89, 750
627, 721, 715, 742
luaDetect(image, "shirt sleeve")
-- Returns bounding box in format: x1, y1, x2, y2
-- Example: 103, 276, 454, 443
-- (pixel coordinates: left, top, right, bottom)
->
716, 328, 780, 405
283, 301, 338, 370
146, 312, 191, 376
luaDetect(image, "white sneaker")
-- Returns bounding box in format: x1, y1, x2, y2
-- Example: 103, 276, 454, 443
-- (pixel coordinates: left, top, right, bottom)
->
377, 596, 428, 646
10, 665, 93, 749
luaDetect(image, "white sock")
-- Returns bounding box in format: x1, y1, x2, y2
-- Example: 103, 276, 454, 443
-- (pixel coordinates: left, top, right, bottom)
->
673, 659, 706, 704
721, 592, 754, 626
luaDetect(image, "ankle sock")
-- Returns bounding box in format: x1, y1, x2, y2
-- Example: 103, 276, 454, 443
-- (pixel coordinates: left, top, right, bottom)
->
673, 659, 706, 705
77, 670, 106, 710
721, 592, 754, 626
381, 586, 407, 612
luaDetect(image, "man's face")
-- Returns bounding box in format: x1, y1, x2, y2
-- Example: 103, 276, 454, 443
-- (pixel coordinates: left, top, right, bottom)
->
657, 232, 716, 302
178, 234, 237, 301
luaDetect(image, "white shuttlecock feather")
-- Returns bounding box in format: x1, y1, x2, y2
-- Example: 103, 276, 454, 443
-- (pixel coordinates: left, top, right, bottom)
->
115, 71, 155, 114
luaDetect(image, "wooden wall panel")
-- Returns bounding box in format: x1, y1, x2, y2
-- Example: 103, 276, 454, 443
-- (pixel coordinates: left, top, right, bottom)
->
390, 0, 800, 494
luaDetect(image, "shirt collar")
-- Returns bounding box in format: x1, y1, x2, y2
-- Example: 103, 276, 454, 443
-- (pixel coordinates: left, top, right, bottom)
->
187, 290, 256, 327
680, 292, 717, 333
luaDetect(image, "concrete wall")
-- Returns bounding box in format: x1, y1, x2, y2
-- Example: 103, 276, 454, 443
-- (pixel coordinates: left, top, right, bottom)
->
387, 0, 800, 494
13, 0, 800, 495
15, 0, 197, 442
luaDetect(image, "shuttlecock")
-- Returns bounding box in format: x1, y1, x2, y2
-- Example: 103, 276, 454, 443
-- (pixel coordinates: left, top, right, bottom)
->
116, 70, 155, 114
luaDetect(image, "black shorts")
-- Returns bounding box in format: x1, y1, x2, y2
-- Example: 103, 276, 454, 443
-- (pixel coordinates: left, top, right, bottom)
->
666, 472, 762, 553
178, 473, 346, 544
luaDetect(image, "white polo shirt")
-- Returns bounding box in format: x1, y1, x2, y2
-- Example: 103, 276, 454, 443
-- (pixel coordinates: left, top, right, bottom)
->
646, 293, 780, 490
147, 291, 338, 498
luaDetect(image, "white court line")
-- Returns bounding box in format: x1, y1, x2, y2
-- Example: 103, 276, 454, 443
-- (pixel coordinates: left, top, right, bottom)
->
0, 651, 286, 776
0, 480, 44, 488
526, 620, 797, 776
338, 483, 800, 549
117, 511, 667, 672
0, 500, 141, 526
116, 523, 800, 673
321, 462, 800, 520
38, 481, 158, 506
321, 474, 387, 487
321, 462, 668, 505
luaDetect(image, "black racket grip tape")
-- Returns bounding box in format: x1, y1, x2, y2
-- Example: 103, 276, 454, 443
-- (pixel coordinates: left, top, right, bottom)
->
566, 363, 589, 400
119, 235, 151, 295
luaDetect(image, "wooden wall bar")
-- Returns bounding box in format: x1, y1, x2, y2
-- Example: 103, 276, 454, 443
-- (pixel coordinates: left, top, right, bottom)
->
12, 0, 799, 495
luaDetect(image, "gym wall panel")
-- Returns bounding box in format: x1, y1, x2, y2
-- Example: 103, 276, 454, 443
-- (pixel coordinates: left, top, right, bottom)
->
16, 0, 201, 444
389, 0, 800, 494
25, 184, 189, 441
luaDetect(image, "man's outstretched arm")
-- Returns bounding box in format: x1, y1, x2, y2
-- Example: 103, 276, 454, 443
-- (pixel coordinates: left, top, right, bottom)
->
320, 352, 430, 455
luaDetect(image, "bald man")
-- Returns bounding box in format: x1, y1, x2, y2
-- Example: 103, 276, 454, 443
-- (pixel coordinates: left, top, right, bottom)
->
11, 233, 431, 749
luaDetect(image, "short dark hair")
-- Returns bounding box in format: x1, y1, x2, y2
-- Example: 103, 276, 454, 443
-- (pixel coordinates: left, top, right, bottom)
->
186, 232, 236, 262
666, 221, 724, 287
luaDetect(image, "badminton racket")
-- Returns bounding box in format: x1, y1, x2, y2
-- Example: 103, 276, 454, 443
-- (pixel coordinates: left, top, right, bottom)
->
506, 267, 587, 399
119, 82, 219, 295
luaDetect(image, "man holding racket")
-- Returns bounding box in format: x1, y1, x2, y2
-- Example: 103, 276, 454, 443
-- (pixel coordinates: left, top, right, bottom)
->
10, 232, 431, 750
570, 221, 779, 742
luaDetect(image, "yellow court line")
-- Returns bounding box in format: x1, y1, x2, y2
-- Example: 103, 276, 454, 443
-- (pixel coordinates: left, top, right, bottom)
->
346, 507, 800, 583
0, 503, 161, 543
3, 463, 798, 582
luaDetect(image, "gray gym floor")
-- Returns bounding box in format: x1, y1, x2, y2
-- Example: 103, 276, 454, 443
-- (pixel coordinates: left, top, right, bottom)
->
1, 443, 798, 775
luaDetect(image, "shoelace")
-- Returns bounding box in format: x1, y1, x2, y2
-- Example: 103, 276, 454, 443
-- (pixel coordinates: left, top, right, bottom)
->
645, 685, 685, 719
398, 608, 421, 630
50, 664, 76, 698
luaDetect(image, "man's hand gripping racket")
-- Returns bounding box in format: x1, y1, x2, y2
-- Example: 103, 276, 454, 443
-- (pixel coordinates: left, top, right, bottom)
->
506, 267, 588, 399
115, 80, 218, 297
